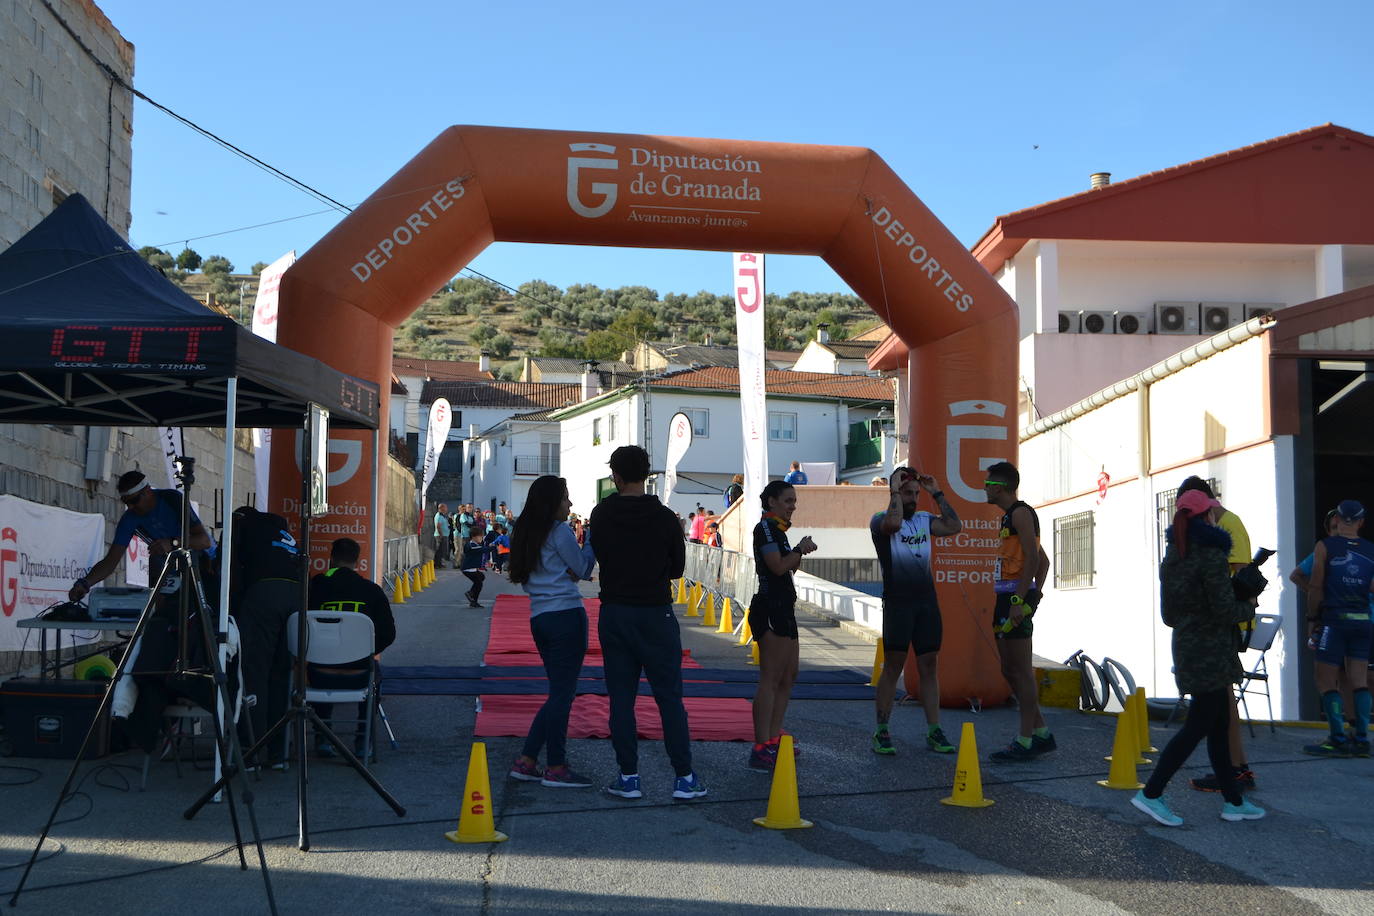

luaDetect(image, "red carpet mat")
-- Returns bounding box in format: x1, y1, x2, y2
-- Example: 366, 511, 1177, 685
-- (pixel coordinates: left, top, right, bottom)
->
475, 595, 753, 741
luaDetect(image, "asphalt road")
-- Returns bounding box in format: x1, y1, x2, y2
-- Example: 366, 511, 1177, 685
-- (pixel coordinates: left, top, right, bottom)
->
1, 568, 1371, 915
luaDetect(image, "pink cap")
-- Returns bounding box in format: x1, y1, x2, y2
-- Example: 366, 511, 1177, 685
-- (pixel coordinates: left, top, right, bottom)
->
1177, 489, 1221, 517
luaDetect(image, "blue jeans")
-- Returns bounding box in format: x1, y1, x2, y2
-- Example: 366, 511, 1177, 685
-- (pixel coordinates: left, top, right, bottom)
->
598, 602, 693, 777
521, 606, 588, 767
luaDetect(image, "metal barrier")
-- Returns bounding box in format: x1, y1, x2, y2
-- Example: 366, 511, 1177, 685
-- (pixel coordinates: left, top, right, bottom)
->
382, 534, 420, 590
684, 542, 758, 610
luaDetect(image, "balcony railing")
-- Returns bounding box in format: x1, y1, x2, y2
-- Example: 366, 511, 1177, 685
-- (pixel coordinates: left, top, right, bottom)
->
844, 435, 881, 469
514, 454, 560, 476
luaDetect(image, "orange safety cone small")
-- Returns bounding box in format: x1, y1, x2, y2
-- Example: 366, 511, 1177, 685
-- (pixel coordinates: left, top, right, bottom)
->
1098, 705, 1145, 790
392, 574, 406, 604
676, 578, 688, 604
445, 742, 508, 844
701, 592, 717, 627
1133, 687, 1158, 753
716, 597, 734, 634
940, 722, 993, 808
753, 735, 812, 829
868, 638, 886, 687
738, 615, 753, 647
686, 583, 702, 618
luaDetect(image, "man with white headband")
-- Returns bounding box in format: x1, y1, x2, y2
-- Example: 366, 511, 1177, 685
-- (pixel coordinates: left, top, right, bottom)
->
68, 470, 212, 602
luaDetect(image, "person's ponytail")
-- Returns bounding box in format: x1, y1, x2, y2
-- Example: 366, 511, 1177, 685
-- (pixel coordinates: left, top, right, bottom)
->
1172, 508, 1191, 557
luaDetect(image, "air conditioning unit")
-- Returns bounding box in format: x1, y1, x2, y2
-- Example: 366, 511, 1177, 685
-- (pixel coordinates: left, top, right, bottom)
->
1200, 302, 1245, 334
1080, 310, 1115, 334
1154, 301, 1199, 335
1114, 311, 1150, 335
1058, 311, 1080, 334
1245, 302, 1281, 320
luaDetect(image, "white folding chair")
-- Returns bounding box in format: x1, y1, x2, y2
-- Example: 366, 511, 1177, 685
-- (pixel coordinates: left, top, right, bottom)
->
285, 611, 378, 765
1237, 614, 1282, 736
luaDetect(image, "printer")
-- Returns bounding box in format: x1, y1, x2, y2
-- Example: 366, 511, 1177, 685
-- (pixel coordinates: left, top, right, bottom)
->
87, 586, 153, 621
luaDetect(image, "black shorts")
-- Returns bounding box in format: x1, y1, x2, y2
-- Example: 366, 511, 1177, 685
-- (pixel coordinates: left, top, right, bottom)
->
749, 596, 798, 640
993, 589, 1042, 640
882, 592, 942, 656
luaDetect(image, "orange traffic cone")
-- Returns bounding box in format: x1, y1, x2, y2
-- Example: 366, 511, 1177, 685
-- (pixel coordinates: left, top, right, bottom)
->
716, 597, 734, 634
940, 722, 994, 808
701, 592, 717, 627
753, 735, 812, 829
1098, 707, 1145, 790
392, 574, 406, 604
445, 742, 508, 844
1133, 688, 1158, 753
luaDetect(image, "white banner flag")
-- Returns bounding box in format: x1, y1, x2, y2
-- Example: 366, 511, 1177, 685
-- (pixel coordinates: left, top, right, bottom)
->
251, 250, 296, 510
420, 398, 453, 502
733, 253, 768, 535
157, 425, 184, 491
662, 411, 694, 508
1, 495, 105, 649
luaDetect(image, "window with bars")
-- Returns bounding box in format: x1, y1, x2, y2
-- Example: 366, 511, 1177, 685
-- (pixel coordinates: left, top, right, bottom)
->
1054, 511, 1095, 589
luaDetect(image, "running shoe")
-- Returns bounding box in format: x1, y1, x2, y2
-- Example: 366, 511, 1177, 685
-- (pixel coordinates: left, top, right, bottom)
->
1131, 790, 1183, 827
541, 764, 593, 788
748, 744, 777, 772
926, 727, 955, 754
1351, 737, 1371, 758
1030, 732, 1058, 755
768, 733, 800, 757
1190, 768, 1257, 793
672, 772, 708, 799
872, 728, 896, 756
605, 773, 642, 799
989, 739, 1038, 762
1303, 735, 1353, 757
1220, 798, 1267, 822
509, 757, 543, 782
314, 740, 337, 759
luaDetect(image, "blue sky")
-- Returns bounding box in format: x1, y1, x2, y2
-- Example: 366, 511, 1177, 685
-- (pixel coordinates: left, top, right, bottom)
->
100, 0, 1373, 298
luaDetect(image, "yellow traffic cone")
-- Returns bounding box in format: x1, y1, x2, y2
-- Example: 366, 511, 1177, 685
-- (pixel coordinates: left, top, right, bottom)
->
748, 641, 760, 666
392, 574, 406, 604
1133, 688, 1158, 753
676, 578, 688, 604
424, 561, 434, 586
1098, 707, 1145, 790
716, 597, 733, 634
686, 583, 702, 618
445, 742, 508, 844
701, 592, 717, 627
1107, 700, 1151, 765
412, 567, 423, 593
738, 616, 753, 647
940, 722, 994, 807
753, 735, 812, 829
399, 569, 411, 601
868, 638, 886, 687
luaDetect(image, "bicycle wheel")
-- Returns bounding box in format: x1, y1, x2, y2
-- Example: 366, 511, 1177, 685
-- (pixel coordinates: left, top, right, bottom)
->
1100, 657, 1136, 709
1077, 654, 1109, 712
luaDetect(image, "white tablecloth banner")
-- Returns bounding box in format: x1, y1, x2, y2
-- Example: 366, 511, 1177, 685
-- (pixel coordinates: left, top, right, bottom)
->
0, 495, 105, 650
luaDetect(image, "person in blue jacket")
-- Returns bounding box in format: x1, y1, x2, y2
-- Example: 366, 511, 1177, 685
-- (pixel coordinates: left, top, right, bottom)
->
458, 531, 492, 608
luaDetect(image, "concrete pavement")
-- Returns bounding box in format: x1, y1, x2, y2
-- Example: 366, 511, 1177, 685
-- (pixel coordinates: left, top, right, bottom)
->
1, 566, 1371, 915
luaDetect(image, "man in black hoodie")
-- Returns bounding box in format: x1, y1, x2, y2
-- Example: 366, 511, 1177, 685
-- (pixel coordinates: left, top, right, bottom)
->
590, 445, 705, 800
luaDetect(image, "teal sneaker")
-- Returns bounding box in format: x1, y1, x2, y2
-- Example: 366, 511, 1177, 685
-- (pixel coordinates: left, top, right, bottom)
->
1220, 798, 1266, 822
1303, 735, 1353, 757
926, 726, 955, 754
1131, 790, 1183, 827
872, 728, 896, 756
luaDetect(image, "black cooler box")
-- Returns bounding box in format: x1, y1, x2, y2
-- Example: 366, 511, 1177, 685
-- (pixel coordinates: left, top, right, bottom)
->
0, 678, 111, 759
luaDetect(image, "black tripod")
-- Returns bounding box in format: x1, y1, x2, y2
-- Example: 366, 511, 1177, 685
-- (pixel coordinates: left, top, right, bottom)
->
9, 457, 276, 913
185, 406, 405, 849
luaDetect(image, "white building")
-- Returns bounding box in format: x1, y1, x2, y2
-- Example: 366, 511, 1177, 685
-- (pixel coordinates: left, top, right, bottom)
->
549, 366, 896, 518
868, 123, 1374, 721
791, 326, 879, 375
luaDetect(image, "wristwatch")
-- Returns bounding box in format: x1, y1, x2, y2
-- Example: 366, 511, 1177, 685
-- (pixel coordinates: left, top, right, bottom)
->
930, 490, 945, 500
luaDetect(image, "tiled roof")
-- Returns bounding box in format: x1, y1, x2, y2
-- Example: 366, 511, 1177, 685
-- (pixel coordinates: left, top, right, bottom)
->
850, 323, 891, 342
421, 380, 582, 410
650, 366, 893, 402
820, 340, 878, 359
530, 357, 634, 374
393, 357, 493, 381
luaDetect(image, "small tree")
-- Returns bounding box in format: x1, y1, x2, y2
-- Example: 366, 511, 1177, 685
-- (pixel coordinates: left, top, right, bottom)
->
176, 248, 203, 271
488, 333, 514, 359
470, 322, 497, 345
201, 254, 233, 275
250, 261, 269, 275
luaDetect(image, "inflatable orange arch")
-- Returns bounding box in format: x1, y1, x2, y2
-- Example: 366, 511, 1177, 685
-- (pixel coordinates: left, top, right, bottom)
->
273, 126, 1018, 705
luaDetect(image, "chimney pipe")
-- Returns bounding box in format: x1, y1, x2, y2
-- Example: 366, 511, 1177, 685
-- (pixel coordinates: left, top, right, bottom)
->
1090, 172, 1111, 189
703, 333, 713, 347
478, 350, 491, 373
581, 360, 601, 401
817, 323, 830, 344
